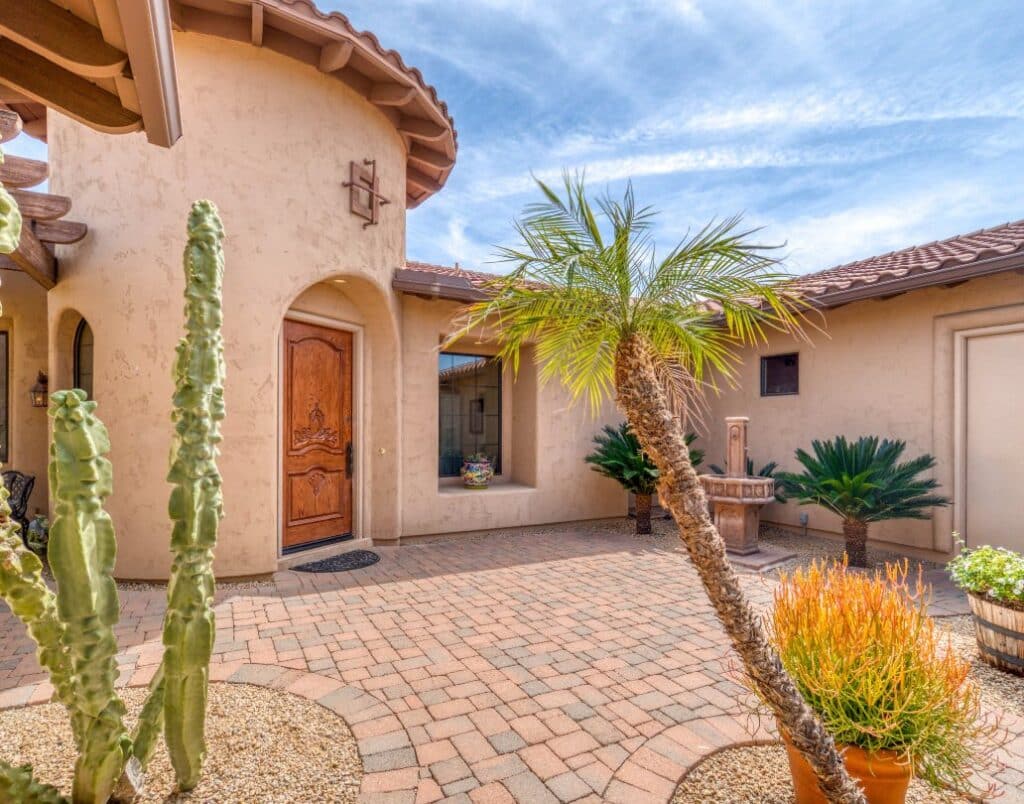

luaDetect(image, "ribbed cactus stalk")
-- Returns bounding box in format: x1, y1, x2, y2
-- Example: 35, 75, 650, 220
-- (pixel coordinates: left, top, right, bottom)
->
161, 200, 226, 790
0, 762, 68, 804
0, 483, 81, 745
0, 147, 22, 256
48, 390, 131, 804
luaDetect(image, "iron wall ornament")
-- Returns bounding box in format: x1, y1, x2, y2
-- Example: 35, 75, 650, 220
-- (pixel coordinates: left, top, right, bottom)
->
343, 159, 390, 228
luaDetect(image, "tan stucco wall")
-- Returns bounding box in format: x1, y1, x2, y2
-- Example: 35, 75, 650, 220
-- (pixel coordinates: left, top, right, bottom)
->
398, 295, 627, 537
702, 272, 1024, 555
0, 271, 49, 514
47, 32, 407, 578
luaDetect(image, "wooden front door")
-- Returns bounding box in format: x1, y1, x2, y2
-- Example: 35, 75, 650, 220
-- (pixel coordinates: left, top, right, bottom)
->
282, 319, 353, 552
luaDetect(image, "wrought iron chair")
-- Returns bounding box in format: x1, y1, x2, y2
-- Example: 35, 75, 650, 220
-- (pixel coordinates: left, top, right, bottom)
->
1, 470, 35, 543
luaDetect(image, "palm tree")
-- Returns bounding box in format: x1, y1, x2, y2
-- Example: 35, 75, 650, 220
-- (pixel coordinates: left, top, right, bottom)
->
586, 423, 660, 534
448, 175, 865, 803
777, 436, 949, 568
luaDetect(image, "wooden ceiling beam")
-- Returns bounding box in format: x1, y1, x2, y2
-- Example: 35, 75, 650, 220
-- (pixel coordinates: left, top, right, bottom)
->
0, 39, 141, 134
399, 116, 448, 142
0, 86, 32, 105
35, 219, 87, 245
7, 222, 55, 289
406, 166, 442, 195
0, 0, 129, 79
370, 82, 415, 107
251, 2, 264, 45
0, 108, 21, 143
0, 154, 48, 188
9, 189, 72, 221
408, 143, 455, 171
318, 40, 353, 73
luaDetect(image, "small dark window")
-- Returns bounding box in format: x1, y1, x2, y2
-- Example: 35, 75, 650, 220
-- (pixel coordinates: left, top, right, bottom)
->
0, 331, 8, 463
438, 352, 502, 477
761, 353, 798, 396
73, 319, 94, 399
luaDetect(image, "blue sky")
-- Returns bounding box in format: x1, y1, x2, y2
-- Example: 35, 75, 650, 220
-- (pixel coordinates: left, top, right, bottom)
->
9, 1, 1024, 276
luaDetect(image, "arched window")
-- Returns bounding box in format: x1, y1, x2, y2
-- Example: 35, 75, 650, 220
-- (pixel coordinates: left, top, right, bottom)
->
73, 319, 94, 399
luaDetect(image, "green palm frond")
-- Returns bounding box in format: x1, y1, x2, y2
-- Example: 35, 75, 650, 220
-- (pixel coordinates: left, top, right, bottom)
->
447, 172, 811, 421
777, 436, 949, 524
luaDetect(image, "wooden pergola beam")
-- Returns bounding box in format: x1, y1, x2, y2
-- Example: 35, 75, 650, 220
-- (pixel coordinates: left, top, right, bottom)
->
0, 0, 129, 79
9, 188, 72, 221
0, 38, 141, 134
319, 40, 354, 73
0, 108, 21, 143
35, 219, 87, 245
7, 222, 55, 289
0, 154, 49, 188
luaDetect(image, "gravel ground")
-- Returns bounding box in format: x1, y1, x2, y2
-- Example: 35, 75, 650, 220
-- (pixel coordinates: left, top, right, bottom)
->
0, 683, 362, 803
758, 524, 944, 575
672, 744, 946, 803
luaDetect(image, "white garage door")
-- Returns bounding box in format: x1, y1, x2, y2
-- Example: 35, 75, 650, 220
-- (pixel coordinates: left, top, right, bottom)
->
965, 329, 1024, 551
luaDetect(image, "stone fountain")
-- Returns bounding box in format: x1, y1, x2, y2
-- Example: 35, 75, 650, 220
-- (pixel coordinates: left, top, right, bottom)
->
698, 417, 775, 556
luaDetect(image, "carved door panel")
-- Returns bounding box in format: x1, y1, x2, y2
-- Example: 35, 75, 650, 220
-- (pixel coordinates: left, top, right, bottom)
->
282, 319, 353, 551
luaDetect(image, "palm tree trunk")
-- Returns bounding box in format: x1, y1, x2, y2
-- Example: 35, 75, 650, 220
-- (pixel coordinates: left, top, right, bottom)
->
842, 520, 869, 568
635, 493, 652, 535
614, 334, 865, 804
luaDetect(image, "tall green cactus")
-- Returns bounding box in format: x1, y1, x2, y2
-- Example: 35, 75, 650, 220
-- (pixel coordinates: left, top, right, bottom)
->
0, 146, 22, 257
0, 201, 225, 802
0, 484, 81, 745
161, 200, 226, 790
48, 390, 131, 804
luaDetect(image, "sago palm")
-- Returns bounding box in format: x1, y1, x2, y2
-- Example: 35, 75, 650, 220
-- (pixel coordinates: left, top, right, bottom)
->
448, 174, 865, 803
778, 436, 949, 568
586, 423, 660, 534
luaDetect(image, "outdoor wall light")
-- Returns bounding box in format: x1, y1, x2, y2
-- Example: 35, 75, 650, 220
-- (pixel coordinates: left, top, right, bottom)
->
29, 371, 48, 408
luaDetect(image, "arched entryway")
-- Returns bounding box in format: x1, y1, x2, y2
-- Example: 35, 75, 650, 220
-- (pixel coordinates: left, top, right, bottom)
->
278, 275, 402, 562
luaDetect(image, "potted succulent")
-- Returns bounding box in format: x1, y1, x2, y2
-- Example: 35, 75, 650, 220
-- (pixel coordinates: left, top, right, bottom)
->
947, 537, 1024, 675
460, 452, 494, 489
762, 559, 997, 803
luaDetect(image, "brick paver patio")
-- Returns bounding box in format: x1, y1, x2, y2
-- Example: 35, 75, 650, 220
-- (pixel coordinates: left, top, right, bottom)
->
1, 527, 1022, 803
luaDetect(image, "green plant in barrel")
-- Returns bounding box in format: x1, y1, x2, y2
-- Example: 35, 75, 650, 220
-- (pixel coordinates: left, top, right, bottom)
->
0, 201, 226, 803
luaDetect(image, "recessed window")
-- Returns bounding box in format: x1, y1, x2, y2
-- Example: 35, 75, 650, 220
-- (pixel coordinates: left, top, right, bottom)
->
0, 332, 8, 463
438, 352, 502, 477
73, 319, 94, 399
761, 353, 799, 396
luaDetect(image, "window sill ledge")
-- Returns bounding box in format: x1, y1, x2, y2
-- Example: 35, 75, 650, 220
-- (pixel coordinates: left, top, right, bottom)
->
438, 482, 536, 496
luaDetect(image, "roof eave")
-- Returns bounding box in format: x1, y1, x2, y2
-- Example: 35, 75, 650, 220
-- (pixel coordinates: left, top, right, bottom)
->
807, 249, 1024, 308
392, 268, 487, 303
116, 0, 183, 147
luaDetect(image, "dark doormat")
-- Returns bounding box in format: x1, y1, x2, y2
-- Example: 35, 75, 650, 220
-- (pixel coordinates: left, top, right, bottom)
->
292, 550, 380, 573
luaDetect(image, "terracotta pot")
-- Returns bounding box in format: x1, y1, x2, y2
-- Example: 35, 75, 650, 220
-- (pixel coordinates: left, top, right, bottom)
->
781, 729, 911, 804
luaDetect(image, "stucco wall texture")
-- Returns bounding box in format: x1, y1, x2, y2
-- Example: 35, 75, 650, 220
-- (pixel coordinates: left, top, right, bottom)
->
43, 33, 625, 579
701, 272, 1024, 557
48, 34, 408, 578
0, 271, 49, 515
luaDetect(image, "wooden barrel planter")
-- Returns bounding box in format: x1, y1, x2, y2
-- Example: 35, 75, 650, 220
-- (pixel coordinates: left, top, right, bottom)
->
967, 593, 1024, 675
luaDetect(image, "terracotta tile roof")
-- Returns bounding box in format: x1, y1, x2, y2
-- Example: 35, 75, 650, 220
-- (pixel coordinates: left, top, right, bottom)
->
398, 218, 1024, 305
789, 218, 1024, 304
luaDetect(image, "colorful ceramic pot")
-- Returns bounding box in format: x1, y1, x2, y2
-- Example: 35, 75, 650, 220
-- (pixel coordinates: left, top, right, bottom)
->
461, 456, 494, 489
781, 728, 911, 804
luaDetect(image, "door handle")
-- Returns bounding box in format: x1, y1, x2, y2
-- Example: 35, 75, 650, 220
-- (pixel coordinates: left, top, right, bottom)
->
345, 442, 353, 477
